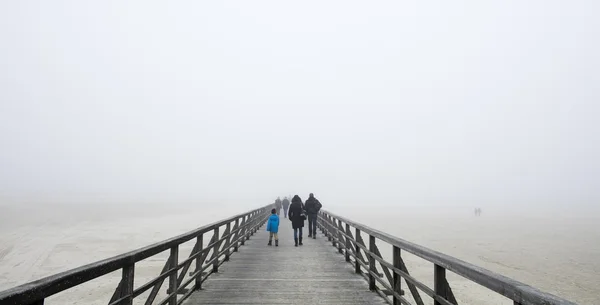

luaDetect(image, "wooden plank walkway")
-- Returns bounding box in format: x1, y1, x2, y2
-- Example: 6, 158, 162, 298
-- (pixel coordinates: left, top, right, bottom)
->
184, 219, 387, 305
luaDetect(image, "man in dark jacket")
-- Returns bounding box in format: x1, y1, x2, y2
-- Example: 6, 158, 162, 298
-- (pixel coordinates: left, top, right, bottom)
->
288, 195, 305, 246
282, 197, 290, 218
304, 193, 322, 239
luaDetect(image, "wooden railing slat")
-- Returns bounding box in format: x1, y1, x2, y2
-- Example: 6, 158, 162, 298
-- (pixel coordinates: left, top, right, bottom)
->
372, 244, 395, 289
109, 279, 123, 304
144, 258, 172, 305
175, 238, 202, 287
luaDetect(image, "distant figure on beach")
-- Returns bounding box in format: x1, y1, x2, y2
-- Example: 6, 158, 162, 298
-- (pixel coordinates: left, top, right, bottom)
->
288, 195, 306, 247
304, 193, 322, 239
474, 208, 482, 216
266, 208, 280, 246
282, 197, 290, 218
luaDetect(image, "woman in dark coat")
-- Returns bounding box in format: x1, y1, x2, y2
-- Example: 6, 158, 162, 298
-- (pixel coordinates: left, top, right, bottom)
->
288, 195, 305, 246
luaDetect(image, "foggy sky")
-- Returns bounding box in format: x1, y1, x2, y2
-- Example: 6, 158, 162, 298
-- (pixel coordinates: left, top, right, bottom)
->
1, 1, 599, 210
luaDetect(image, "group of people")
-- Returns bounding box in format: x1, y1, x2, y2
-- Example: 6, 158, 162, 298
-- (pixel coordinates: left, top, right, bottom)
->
272, 196, 291, 218
266, 193, 323, 247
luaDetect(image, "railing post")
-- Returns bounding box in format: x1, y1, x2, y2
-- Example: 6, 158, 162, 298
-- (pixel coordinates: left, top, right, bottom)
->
195, 233, 203, 290
254, 211, 259, 232
241, 215, 247, 245
251, 211, 257, 235
317, 212, 327, 237
345, 223, 351, 262
254, 211, 265, 233
122, 264, 134, 305
246, 213, 253, 240
233, 219, 240, 252
213, 227, 220, 272
337, 220, 343, 254
355, 228, 361, 274
249, 212, 254, 236
369, 235, 376, 291
434, 264, 446, 305
316, 212, 321, 233
169, 246, 178, 305
256, 210, 261, 232
327, 214, 332, 242
393, 246, 401, 305
224, 222, 232, 261
332, 216, 338, 247
329, 216, 335, 245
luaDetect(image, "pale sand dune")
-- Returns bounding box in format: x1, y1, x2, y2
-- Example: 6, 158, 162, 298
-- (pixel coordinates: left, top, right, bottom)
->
0, 205, 597, 304
342, 208, 600, 305
0, 204, 231, 304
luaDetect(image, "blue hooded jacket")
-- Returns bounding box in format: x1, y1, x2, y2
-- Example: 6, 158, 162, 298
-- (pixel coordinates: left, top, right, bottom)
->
266, 214, 279, 233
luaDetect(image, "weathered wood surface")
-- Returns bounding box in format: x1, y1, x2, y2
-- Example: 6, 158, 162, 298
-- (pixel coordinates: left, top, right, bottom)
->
184, 221, 387, 305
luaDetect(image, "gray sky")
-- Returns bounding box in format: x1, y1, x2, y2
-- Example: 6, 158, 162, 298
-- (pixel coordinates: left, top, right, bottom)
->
1, 1, 599, 209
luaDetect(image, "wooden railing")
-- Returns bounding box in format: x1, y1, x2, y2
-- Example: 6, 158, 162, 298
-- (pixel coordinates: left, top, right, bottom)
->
0, 205, 271, 305
317, 210, 577, 305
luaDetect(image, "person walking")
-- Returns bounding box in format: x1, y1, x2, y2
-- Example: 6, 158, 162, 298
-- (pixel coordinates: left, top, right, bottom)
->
282, 197, 290, 218
266, 208, 280, 246
275, 197, 282, 215
288, 195, 306, 246
304, 193, 322, 239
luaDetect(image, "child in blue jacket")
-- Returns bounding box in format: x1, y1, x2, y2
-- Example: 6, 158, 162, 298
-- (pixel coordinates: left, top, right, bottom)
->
267, 208, 279, 246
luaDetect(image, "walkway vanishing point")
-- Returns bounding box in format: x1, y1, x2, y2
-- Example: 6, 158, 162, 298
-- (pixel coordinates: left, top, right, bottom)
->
0, 205, 578, 305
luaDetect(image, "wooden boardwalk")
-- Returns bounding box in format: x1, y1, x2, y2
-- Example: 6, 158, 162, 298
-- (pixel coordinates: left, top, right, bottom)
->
184, 219, 387, 305
0, 206, 577, 305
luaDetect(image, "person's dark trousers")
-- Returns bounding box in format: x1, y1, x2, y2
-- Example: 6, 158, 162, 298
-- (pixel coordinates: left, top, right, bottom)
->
294, 227, 303, 239
294, 227, 303, 246
308, 214, 317, 237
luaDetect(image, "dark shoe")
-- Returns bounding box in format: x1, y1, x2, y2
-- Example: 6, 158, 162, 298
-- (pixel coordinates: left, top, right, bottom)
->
268, 240, 272, 246
275, 240, 279, 247
313, 235, 316, 239
299, 237, 303, 246
295, 238, 298, 247
308, 234, 312, 238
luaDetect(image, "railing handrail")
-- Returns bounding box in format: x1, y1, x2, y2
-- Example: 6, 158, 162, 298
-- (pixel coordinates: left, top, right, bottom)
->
321, 210, 577, 305
0, 205, 271, 304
